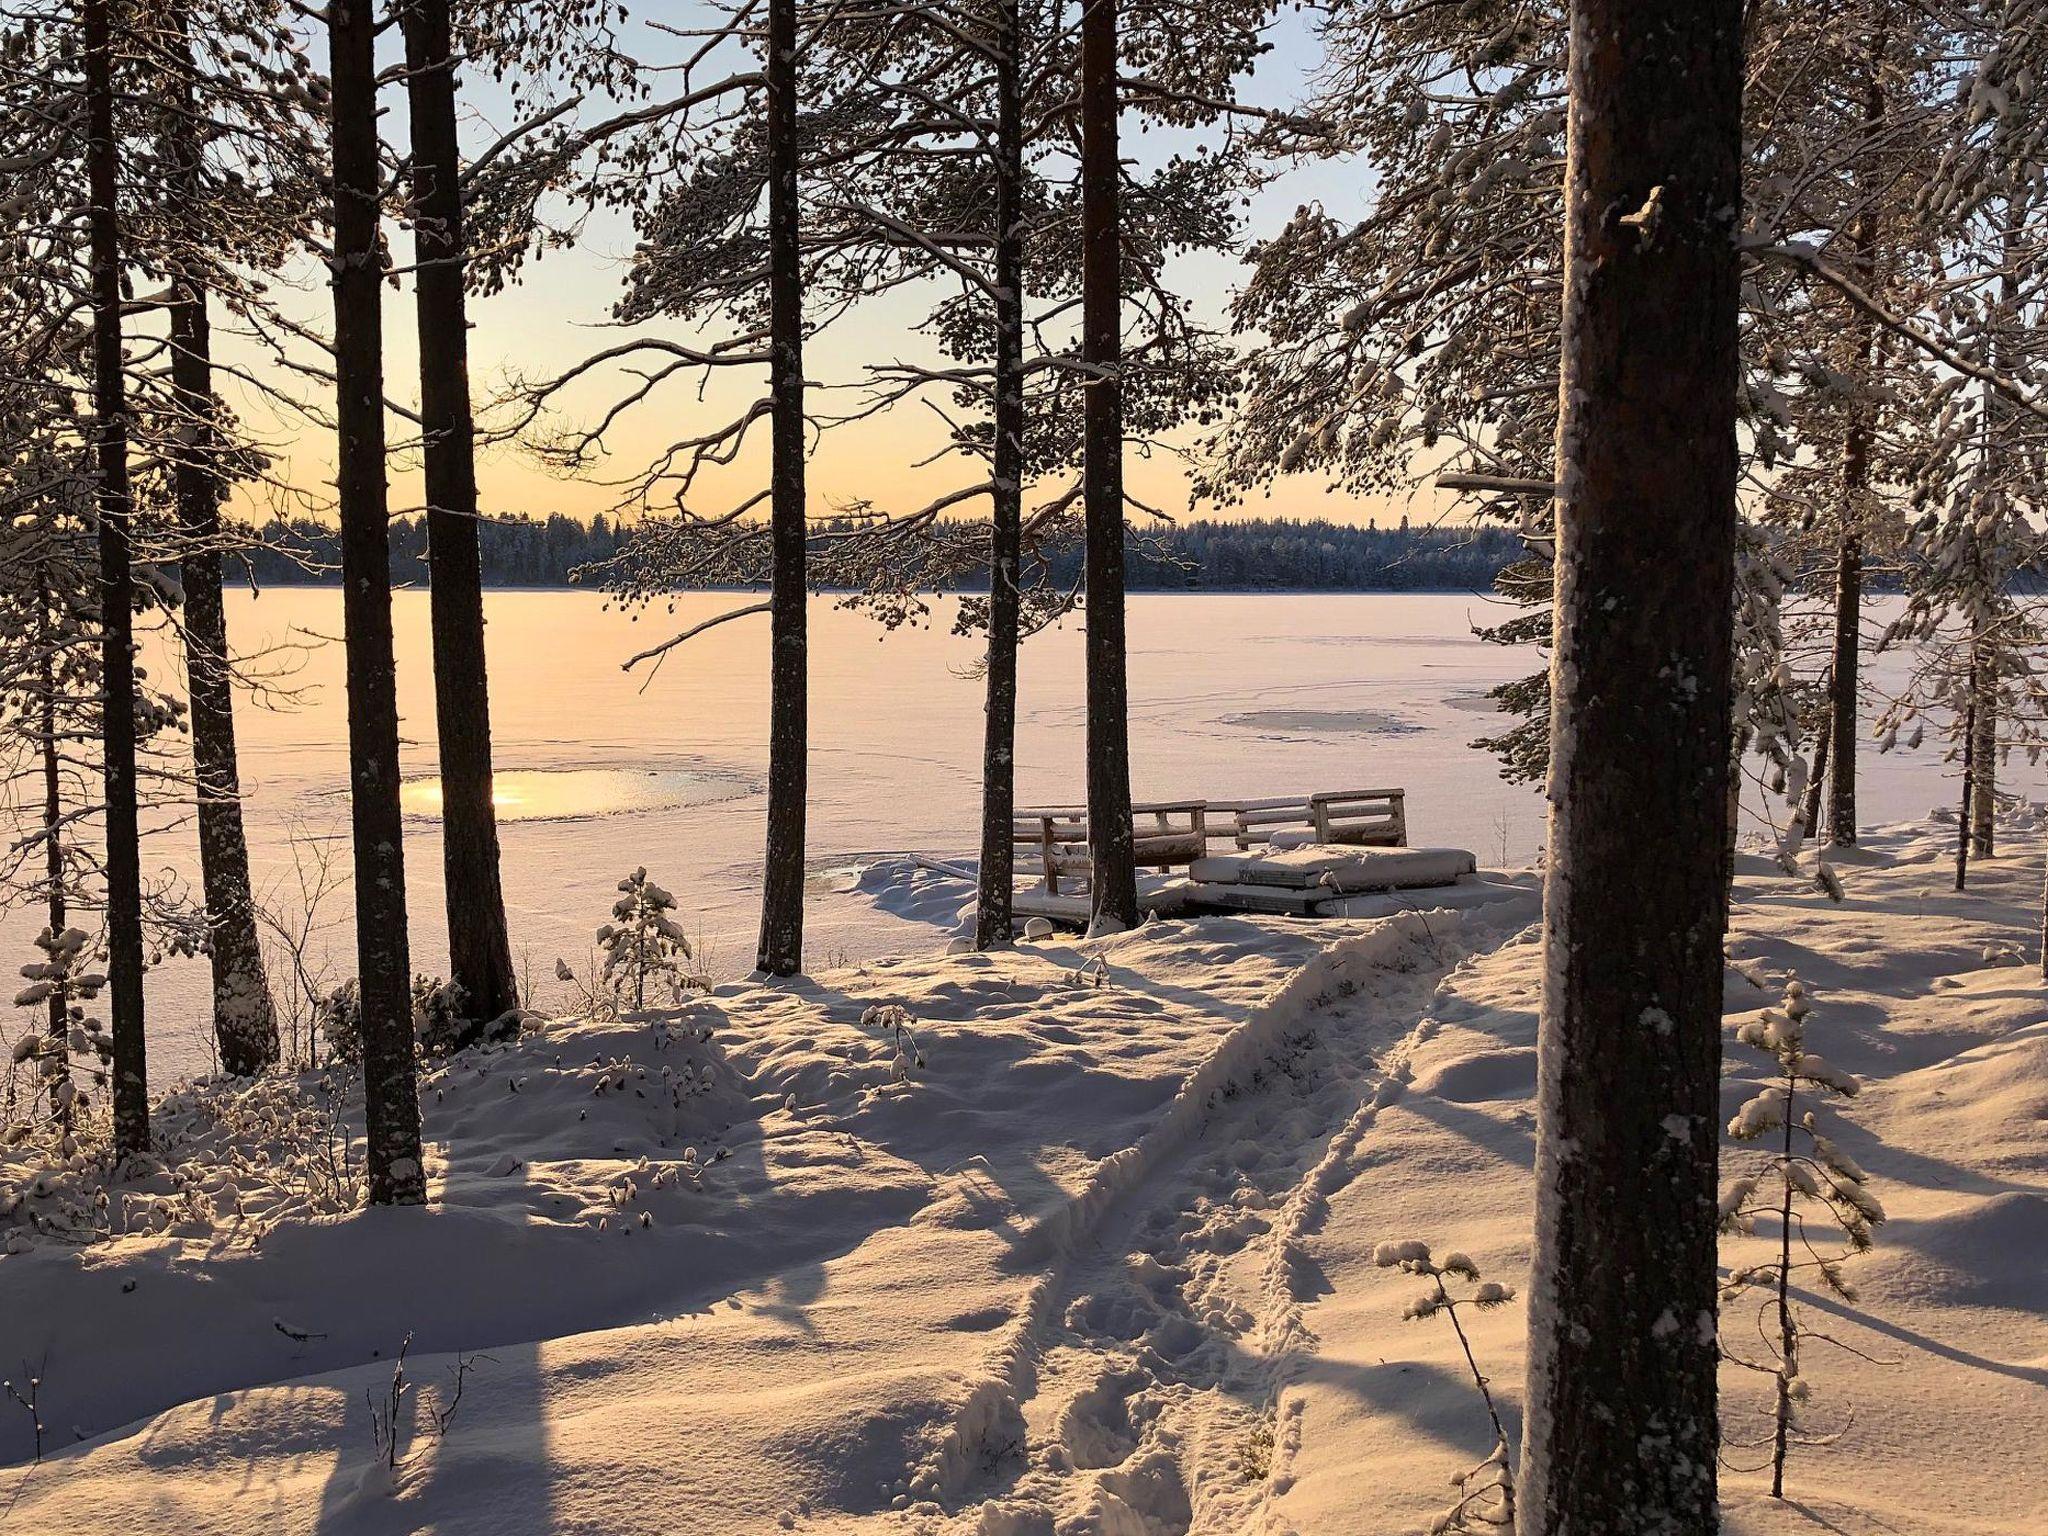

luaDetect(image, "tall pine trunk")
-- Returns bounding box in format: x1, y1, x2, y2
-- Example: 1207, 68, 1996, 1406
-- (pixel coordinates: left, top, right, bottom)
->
1799, 672, 1832, 845
1955, 697, 1975, 891
1825, 45, 1888, 850
167, 19, 278, 1075
975, 0, 1025, 951
1970, 220, 2019, 867
1969, 632, 1995, 858
1079, 0, 1138, 932
1824, 523, 1861, 845
328, 0, 425, 1205
755, 0, 809, 976
84, 0, 149, 1157
1516, 2, 1742, 1530
400, 0, 518, 1034
36, 567, 69, 1120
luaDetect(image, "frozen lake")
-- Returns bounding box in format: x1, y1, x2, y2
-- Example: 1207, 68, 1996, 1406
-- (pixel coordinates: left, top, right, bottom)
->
4, 588, 1993, 1074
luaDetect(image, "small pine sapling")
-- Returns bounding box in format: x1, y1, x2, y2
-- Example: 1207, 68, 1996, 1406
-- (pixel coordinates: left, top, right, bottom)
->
1720, 977, 1887, 1498
1374, 1240, 1517, 1532
12, 926, 112, 1147
596, 870, 699, 1010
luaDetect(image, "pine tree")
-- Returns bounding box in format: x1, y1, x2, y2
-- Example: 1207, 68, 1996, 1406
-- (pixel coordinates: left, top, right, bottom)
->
1516, 2, 1744, 1530
398, 0, 518, 1037
157, 6, 280, 1076
1078, 0, 1137, 933
1720, 978, 1886, 1499
82, 0, 148, 1157
756, 0, 810, 977
326, 0, 424, 1205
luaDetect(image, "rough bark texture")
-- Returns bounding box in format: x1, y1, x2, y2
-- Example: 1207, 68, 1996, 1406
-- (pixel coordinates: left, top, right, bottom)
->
1825, 526, 1862, 846
170, 285, 279, 1075
400, 0, 518, 1034
1826, 54, 1888, 851
975, 0, 1025, 952
755, 0, 809, 977
1969, 631, 1996, 859
85, 0, 149, 1157
329, 0, 425, 1205
1517, 2, 1743, 1531
167, 25, 279, 1076
36, 571, 69, 1117
1079, 0, 1138, 932
1956, 698, 1976, 891
1799, 674, 1833, 845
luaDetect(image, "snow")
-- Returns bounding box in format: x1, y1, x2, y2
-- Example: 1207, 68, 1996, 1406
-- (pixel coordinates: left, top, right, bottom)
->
2, 818, 2043, 1533
1187, 846, 1478, 892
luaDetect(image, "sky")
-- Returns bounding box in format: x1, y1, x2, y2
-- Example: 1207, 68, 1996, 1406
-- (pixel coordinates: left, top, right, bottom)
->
221, 8, 1438, 534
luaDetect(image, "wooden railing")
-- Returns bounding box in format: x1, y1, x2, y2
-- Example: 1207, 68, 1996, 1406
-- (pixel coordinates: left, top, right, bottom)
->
1012, 791, 1406, 893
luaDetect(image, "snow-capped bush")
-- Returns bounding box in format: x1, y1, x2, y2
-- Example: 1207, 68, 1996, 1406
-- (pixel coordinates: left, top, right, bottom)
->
312, 976, 483, 1063
7, 925, 112, 1146
315, 980, 362, 1064
410, 976, 472, 1059
859, 1004, 925, 1081
1374, 1239, 1516, 1532
1720, 976, 1886, 1498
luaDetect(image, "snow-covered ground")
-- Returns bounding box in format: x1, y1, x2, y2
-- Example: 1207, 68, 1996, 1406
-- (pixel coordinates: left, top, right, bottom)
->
2, 817, 2042, 1533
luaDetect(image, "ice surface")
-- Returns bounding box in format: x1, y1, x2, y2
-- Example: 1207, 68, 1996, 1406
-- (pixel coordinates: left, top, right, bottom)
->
16, 590, 1993, 1079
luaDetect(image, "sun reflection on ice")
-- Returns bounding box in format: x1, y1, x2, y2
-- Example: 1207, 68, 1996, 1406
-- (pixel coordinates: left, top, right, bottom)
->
399, 766, 741, 823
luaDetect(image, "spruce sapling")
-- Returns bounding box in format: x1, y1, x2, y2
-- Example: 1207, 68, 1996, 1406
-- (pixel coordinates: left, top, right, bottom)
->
596, 870, 698, 1010
1374, 1239, 1516, 1532
1720, 977, 1887, 1498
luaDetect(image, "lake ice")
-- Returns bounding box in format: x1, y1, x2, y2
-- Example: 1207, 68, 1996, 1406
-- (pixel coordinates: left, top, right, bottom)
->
3, 588, 1997, 1074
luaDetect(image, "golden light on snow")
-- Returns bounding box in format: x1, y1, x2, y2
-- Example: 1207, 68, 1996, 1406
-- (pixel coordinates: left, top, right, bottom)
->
398, 767, 736, 823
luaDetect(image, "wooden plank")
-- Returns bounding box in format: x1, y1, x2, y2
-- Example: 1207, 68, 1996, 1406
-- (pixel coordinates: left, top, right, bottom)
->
1186, 881, 1327, 916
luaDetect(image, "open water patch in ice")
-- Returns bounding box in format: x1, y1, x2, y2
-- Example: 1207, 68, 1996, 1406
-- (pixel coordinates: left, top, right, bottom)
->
1219, 706, 1418, 737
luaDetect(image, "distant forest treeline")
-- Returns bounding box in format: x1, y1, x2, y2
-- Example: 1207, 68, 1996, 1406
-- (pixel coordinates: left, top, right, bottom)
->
229, 513, 1524, 593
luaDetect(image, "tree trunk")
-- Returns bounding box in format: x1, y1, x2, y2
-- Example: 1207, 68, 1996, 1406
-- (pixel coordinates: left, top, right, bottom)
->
1955, 697, 1975, 892
328, 0, 425, 1205
1825, 526, 1861, 846
975, 0, 1025, 952
84, 0, 149, 1158
1826, 44, 1889, 851
167, 21, 279, 1076
2039, 858, 2047, 980
1970, 631, 1996, 859
36, 567, 70, 1125
400, 0, 518, 1035
755, 0, 808, 976
1798, 673, 1832, 845
1079, 0, 1138, 932
1517, 2, 1742, 1531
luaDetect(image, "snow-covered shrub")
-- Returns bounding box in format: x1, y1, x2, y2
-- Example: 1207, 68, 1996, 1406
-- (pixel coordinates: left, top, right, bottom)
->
1720, 977, 1886, 1498
312, 975, 484, 1063
859, 1004, 926, 1081
410, 976, 472, 1059
594, 869, 700, 1010
1373, 1239, 1516, 1532
315, 980, 363, 1064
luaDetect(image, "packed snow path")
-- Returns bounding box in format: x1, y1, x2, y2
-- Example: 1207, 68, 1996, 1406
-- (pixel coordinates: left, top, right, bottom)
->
3, 823, 2045, 1534
919, 906, 1519, 1536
